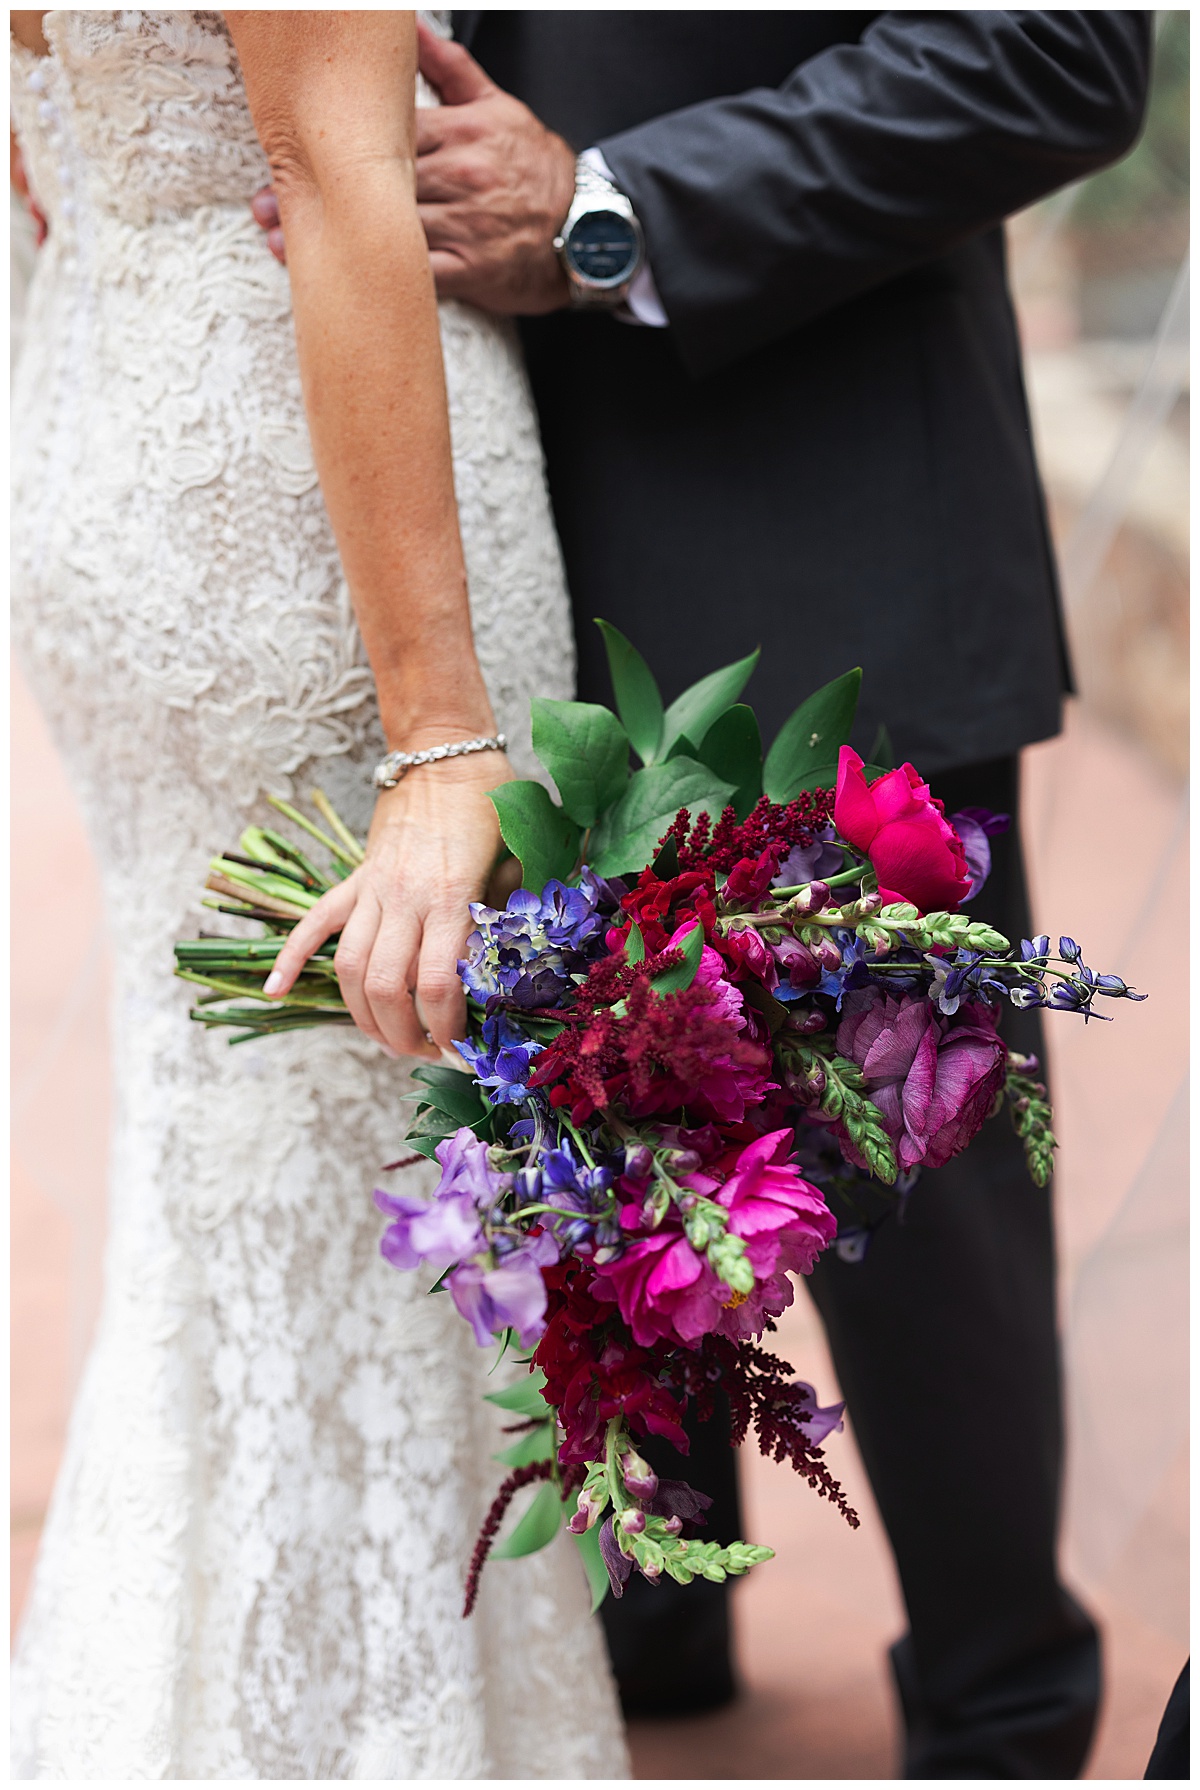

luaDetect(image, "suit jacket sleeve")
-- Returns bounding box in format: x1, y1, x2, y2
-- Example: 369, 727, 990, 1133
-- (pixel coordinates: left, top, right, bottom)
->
597, 11, 1152, 377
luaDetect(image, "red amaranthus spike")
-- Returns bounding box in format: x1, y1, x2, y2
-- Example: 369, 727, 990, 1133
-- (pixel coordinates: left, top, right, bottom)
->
701, 1335, 860, 1527
659, 789, 836, 874
463, 1460, 555, 1617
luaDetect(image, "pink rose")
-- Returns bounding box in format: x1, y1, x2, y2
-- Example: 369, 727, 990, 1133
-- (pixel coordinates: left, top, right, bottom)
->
836, 989, 1007, 1173
834, 746, 969, 913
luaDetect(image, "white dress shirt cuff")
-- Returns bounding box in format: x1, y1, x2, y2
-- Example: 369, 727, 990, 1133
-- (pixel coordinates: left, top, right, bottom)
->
579, 146, 668, 328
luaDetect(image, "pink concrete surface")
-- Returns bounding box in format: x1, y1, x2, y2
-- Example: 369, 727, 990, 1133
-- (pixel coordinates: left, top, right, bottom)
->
11, 660, 1186, 1777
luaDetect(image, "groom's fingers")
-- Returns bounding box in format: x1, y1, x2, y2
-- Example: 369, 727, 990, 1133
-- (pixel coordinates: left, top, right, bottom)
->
416, 22, 496, 108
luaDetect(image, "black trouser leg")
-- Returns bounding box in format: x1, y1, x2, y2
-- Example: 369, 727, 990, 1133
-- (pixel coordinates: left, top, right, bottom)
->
805, 756, 1100, 1777
599, 1393, 743, 1715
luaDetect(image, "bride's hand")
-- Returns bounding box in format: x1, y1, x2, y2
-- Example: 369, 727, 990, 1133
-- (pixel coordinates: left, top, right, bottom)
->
264, 752, 514, 1060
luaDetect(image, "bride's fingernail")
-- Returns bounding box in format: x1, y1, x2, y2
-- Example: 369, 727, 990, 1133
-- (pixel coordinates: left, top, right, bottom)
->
263, 971, 284, 997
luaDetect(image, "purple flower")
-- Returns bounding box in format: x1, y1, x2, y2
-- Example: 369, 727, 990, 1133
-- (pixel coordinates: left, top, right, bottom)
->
790, 1381, 846, 1446
836, 988, 1007, 1173
774, 825, 844, 890
815, 930, 872, 1009
598, 1517, 635, 1597
455, 1013, 543, 1104
457, 869, 613, 1011
771, 934, 820, 1003
621, 1448, 659, 1501
448, 1229, 558, 1348
949, 806, 1010, 903
373, 1186, 482, 1271
434, 1127, 511, 1209
647, 1477, 712, 1538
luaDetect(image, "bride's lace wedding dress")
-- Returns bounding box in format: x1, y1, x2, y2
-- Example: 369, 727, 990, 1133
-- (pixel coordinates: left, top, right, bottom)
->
10, 12, 627, 1779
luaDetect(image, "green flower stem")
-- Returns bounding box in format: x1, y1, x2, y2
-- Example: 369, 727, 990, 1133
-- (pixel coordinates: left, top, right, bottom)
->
558, 1114, 597, 1169
310, 788, 366, 866
769, 864, 864, 898
174, 968, 344, 1011
266, 794, 360, 870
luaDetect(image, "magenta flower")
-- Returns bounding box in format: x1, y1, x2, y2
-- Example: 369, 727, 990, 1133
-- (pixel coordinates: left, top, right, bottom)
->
836, 989, 1007, 1172
591, 1228, 723, 1348
716, 1129, 837, 1280
834, 746, 969, 913
593, 1131, 835, 1349
448, 1229, 558, 1348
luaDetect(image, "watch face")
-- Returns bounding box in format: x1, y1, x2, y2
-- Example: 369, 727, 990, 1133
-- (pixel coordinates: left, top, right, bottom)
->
565, 209, 640, 287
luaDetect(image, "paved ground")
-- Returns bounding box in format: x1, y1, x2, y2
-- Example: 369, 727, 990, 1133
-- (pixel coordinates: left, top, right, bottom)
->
11, 664, 1186, 1778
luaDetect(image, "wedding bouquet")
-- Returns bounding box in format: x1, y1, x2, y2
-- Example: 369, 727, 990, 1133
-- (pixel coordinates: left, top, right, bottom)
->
175, 622, 1142, 1614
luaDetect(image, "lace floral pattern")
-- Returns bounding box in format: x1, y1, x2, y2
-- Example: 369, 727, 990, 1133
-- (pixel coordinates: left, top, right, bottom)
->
11, 11, 626, 1779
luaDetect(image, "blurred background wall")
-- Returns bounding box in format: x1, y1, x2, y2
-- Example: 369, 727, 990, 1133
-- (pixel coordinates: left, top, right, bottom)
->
10, 14, 1188, 1779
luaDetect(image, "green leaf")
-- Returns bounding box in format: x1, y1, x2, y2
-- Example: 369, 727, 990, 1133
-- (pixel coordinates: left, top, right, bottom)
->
491, 1479, 565, 1559
588, 758, 735, 879
763, 668, 862, 803
410, 1067, 486, 1128
531, 698, 630, 828
625, 923, 646, 965
787, 760, 839, 795
573, 1524, 611, 1612
595, 619, 664, 766
661, 648, 760, 761
698, 704, 763, 820
869, 722, 895, 771
484, 1368, 551, 1418
405, 1136, 441, 1161
488, 781, 582, 893
652, 834, 681, 878
651, 920, 704, 995
493, 1421, 556, 1469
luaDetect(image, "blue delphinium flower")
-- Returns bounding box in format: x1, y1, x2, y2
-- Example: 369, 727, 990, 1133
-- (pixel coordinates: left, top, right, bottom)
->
455, 1013, 543, 1104
518, 1135, 618, 1253
926, 949, 1011, 1016
815, 930, 872, 1009
457, 867, 614, 1011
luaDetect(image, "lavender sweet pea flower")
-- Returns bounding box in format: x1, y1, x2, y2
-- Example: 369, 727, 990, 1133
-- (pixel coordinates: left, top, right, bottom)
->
774, 825, 844, 890
791, 1381, 846, 1446
448, 1228, 558, 1348
373, 1185, 483, 1271
434, 1127, 510, 1207
948, 806, 1009, 903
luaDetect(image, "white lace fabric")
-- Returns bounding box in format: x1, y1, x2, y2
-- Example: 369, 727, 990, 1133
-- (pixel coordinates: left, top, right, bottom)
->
10, 11, 627, 1778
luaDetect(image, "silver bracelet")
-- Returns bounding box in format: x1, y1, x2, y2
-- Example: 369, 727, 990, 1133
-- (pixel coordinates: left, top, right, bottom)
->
372, 733, 508, 791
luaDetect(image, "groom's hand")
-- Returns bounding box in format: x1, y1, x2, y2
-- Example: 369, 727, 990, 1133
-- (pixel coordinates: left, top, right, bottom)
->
249, 27, 575, 310
414, 24, 574, 314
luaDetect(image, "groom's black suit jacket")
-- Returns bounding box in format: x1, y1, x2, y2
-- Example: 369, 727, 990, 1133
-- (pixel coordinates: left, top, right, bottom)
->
455, 11, 1150, 773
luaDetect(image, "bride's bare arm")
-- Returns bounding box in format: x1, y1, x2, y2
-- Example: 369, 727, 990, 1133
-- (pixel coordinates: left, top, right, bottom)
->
225, 11, 511, 1060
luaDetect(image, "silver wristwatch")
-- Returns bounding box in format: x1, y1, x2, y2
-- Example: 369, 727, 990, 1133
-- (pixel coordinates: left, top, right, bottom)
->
553, 156, 645, 310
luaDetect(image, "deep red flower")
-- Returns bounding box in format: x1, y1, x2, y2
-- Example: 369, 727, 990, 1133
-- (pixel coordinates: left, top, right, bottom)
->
534, 1261, 689, 1464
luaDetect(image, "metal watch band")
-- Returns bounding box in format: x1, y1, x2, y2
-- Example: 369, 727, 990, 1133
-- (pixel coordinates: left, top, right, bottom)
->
554, 154, 643, 311
372, 733, 508, 791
